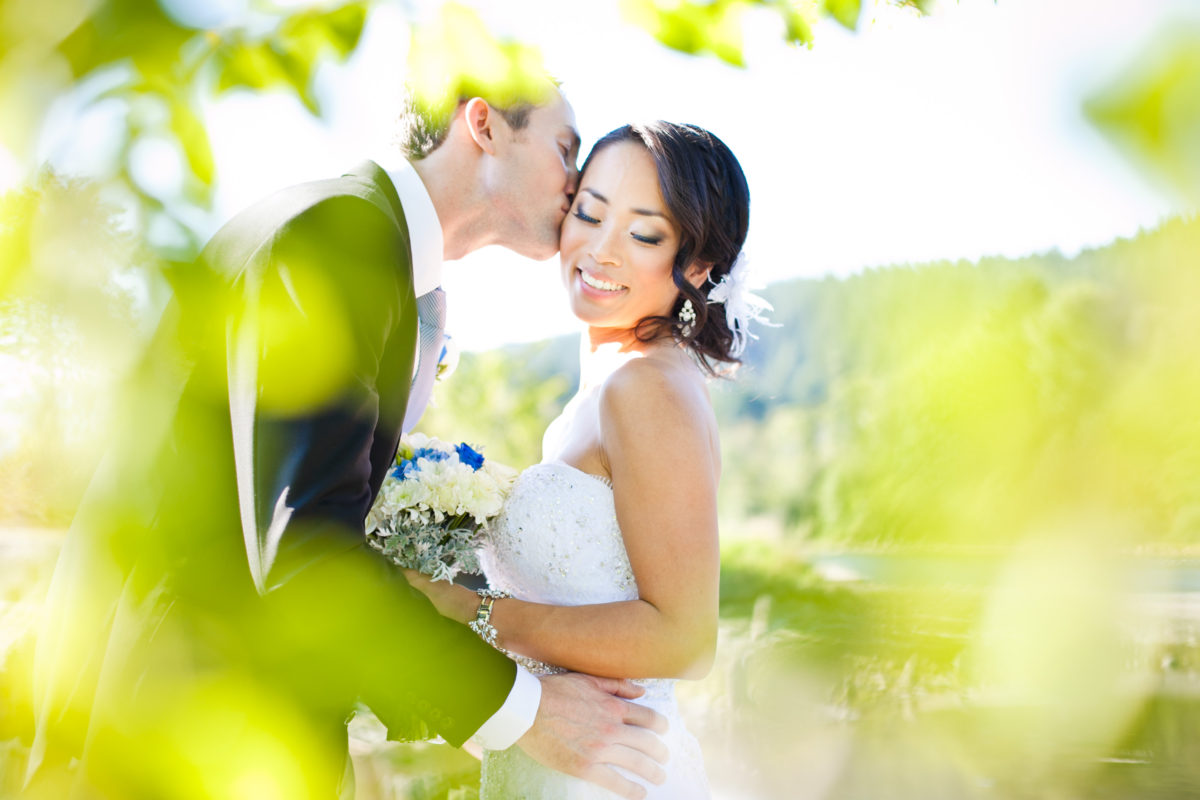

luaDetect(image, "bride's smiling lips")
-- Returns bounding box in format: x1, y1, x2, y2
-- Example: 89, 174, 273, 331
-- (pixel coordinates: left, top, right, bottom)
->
575, 266, 628, 296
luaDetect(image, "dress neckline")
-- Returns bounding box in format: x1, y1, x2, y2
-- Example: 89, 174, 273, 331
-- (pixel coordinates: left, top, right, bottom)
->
535, 461, 614, 490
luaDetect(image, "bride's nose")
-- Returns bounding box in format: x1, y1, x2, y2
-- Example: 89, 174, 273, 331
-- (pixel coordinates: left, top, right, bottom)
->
589, 223, 622, 266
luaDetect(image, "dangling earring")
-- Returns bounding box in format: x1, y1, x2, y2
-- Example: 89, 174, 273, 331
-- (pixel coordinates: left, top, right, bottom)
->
678, 298, 696, 337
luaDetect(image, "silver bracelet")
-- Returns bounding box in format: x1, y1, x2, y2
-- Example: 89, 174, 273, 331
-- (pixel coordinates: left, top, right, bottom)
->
468, 588, 511, 650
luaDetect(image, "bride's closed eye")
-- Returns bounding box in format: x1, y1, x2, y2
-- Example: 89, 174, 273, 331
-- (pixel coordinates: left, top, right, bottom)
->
573, 206, 664, 245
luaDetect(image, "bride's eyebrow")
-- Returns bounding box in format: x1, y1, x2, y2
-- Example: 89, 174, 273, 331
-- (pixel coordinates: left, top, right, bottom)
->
581, 188, 667, 220
631, 207, 668, 220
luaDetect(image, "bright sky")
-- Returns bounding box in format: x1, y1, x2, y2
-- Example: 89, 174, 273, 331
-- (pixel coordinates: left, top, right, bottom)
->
28, 0, 1200, 350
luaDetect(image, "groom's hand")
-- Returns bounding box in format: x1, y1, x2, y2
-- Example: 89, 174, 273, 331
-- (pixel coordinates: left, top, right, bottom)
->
517, 672, 669, 800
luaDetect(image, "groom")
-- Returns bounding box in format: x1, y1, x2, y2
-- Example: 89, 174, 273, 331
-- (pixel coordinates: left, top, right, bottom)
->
28, 81, 666, 799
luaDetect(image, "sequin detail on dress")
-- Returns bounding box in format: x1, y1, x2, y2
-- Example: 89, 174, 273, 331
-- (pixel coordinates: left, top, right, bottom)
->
478, 463, 710, 799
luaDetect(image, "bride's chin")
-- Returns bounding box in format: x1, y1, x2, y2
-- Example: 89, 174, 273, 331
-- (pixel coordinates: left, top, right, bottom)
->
567, 300, 614, 328
567, 303, 600, 326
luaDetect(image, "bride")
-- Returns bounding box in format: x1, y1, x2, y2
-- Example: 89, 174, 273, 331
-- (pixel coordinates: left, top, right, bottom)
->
408, 120, 763, 798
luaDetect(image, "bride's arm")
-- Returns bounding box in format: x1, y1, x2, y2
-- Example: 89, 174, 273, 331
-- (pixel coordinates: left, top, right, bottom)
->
409, 359, 720, 680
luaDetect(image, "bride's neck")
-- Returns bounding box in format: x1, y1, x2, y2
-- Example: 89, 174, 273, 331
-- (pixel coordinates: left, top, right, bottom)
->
584, 325, 643, 354
579, 329, 680, 388
579, 342, 638, 389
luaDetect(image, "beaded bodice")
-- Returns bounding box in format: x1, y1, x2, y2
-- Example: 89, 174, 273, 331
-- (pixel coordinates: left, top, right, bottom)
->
480, 462, 636, 608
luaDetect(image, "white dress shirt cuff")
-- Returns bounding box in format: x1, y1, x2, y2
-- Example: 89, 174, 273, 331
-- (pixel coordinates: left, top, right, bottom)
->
470, 666, 541, 751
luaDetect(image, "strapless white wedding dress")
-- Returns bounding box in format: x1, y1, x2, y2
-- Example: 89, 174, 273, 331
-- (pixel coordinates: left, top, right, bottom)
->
478, 462, 711, 799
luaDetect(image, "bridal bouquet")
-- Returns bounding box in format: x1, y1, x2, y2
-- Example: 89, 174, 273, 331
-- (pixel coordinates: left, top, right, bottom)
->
365, 433, 516, 582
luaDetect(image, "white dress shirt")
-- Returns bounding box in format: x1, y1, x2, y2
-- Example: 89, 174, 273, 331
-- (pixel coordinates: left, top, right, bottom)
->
381, 158, 542, 751
382, 159, 443, 299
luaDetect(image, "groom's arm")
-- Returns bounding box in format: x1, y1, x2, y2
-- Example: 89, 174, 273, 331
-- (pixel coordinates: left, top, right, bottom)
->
263, 537, 523, 747
469, 666, 542, 747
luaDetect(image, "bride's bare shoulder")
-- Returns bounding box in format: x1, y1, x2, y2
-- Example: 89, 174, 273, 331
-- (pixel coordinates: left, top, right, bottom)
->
598, 353, 712, 430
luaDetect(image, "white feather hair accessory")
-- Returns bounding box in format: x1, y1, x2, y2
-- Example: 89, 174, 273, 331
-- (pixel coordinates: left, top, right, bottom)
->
705, 250, 776, 357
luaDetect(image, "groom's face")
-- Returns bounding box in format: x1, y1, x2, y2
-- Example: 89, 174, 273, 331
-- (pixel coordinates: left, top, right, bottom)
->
489, 91, 580, 260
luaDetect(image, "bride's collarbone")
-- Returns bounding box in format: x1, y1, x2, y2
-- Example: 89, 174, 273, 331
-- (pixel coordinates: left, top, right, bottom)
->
545, 398, 607, 483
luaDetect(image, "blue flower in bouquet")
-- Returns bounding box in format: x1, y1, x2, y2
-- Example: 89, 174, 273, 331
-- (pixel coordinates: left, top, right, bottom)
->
455, 442, 485, 471
392, 446, 451, 480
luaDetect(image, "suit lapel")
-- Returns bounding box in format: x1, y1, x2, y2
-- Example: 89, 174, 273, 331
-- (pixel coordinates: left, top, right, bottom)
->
340, 161, 421, 505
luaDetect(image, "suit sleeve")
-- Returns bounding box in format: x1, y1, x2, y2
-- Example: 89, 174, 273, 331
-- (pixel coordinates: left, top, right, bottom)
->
223, 195, 517, 746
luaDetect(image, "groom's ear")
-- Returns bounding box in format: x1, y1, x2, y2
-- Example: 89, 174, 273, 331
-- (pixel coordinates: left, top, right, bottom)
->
463, 97, 498, 155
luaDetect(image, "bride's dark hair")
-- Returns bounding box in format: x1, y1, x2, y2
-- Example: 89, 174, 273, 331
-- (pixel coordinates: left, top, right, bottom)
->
578, 121, 750, 374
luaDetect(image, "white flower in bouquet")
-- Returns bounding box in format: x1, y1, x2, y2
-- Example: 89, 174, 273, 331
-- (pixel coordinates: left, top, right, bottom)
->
365, 434, 516, 582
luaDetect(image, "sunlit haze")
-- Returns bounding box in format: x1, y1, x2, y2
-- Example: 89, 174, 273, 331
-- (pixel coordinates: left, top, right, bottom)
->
43, 0, 1200, 349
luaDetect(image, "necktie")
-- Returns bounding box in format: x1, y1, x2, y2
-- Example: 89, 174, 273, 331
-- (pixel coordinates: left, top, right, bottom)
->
402, 287, 446, 432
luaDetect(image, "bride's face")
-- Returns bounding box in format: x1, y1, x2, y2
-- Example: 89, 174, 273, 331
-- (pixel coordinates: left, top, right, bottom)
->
559, 142, 683, 335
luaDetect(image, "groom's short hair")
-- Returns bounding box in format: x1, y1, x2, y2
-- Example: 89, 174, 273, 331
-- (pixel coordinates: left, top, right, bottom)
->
396, 79, 559, 161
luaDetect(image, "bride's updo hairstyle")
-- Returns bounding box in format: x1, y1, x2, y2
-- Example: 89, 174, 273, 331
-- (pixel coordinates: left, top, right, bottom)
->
578, 121, 750, 375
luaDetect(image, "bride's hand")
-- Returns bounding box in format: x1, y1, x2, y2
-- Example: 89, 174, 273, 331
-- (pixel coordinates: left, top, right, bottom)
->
402, 569, 478, 624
